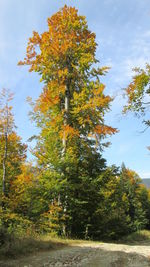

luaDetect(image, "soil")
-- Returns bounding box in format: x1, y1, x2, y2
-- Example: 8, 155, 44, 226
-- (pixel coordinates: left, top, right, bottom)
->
1, 242, 150, 267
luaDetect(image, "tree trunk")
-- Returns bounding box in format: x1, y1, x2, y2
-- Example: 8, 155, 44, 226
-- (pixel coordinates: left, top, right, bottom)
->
61, 84, 70, 236
2, 106, 8, 209
62, 85, 70, 154
2, 132, 7, 196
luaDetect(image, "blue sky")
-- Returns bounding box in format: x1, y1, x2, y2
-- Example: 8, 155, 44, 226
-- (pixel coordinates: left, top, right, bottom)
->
0, 0, 150, 177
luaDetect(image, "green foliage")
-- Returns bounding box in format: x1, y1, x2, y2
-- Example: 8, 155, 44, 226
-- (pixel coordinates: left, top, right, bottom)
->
123, 63, 150, 129
119, 230, 150, 244
120, 165, 148, 232
0, 208, 35, 238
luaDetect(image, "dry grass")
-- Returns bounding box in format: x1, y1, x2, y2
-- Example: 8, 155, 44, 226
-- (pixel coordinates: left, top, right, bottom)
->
0, 234, 68, 259
0, 232, 103, 259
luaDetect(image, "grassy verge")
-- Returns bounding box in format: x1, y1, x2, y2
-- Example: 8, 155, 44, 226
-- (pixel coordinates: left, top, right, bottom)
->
1, 230, 150, 259
0, 232, 103, 260
0, 234, 69, 259
118, 230, 150, 244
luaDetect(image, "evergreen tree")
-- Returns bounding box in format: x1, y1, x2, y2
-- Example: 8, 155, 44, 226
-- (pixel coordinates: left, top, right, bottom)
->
120, 165, 148, 232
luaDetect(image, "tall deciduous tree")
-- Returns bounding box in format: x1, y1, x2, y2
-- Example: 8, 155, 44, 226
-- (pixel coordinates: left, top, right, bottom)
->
19, 5, 117, 237
0, 89, 14, 199
0, 89, 27, 208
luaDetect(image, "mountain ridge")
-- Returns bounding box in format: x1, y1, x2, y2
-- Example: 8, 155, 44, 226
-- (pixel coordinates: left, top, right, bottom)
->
141, 178, 150, 188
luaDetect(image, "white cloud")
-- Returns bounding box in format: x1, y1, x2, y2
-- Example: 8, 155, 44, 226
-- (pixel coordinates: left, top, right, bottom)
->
110, 29, 150, 86
138, 171, 150, 179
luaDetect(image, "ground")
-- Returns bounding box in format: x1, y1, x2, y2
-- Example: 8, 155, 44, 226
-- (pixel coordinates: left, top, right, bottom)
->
1, 241, 150, 267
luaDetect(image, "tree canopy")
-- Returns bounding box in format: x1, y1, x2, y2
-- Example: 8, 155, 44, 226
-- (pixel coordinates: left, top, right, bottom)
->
123, 63, 150, 130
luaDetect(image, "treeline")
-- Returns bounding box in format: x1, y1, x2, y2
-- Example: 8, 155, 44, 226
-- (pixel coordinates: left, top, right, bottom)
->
0, 131, 150, 240
0, 5, 150, 243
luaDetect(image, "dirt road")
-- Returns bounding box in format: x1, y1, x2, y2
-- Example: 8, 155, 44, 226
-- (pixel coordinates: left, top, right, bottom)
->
1, 242, 150, 267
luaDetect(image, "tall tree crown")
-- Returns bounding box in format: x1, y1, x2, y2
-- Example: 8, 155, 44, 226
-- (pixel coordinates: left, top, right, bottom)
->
19, 5, 117, 152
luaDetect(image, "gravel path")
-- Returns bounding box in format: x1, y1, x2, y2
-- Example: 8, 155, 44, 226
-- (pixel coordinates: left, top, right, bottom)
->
1, 242, 150, 267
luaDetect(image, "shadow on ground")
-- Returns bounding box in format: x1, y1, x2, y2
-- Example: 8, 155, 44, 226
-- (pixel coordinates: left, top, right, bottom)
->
1, 243, 150, 267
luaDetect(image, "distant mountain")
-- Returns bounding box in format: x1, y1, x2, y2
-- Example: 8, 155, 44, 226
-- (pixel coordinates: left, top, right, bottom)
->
141, 178, 150, 188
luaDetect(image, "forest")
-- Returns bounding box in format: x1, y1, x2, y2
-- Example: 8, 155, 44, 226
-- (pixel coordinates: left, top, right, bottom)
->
0, 5, 150, 251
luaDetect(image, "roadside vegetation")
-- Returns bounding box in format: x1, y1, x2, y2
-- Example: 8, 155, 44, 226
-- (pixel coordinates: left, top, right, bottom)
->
119, 230, 150, 244
0, 232, 66, 259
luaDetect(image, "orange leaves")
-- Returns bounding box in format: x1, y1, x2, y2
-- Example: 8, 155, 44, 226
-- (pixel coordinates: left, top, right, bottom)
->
38, 91, 60, 113
18, 5, 97, 76
35, 81, 66, 114
18, 31, 41, 67
94, 125, 118, 136
123, 64, 150, 116
125, 82, 136, 103
71, 82, 116, 140
72, 84, 112, 116
18, 5, 117, 150
89, 94, 111, 109
29, 31, 41, 45
60, 125, 79, 140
